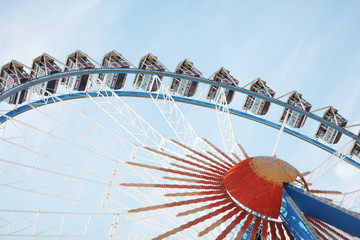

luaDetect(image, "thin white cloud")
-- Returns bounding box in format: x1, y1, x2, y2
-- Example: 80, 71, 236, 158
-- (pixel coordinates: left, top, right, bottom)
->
0, 0, 132, 65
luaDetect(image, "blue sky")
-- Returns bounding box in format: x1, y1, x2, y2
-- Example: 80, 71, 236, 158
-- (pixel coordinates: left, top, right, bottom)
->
1, 0, 360, 202
1, 0, 360, 117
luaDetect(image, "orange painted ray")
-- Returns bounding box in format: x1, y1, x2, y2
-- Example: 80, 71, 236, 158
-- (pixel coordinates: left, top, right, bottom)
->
205, 151, 234, 169
185, 154, 230, 173
120, 182, 222, 190
126, 194, 229, 213
202, 138, 237, 165
162, 176, 222, 185
215, 211, 248, 240
198, 208, 242, 237
312, 226, 328, 239
145, 147, 226, 175
170, 139, 232, 170
169, 162, 223, 178
249, 217, 261, 240
231, 152, 243, 162
176, 198, 232, 217
126, 161, 222, 181
153, 203, 237, 240
261, 219, 269, 239
305, 214, 352, 240
269, 221, 277, 240
236, 214, 255, 238
276, 222, 286, 239
309, 189, 342, 194
164, 190, 224, 197
308, 218, 337, 239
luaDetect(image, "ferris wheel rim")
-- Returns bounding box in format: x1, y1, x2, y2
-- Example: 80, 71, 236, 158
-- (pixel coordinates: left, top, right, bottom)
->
0, 67, 359, 143
1, 89, 360, 171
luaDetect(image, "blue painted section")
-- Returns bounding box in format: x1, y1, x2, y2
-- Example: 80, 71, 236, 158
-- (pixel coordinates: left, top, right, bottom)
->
281, 189, 317, 240
284, 183, 360, 237
0, 68, 359, 143
1, 90, 359, 170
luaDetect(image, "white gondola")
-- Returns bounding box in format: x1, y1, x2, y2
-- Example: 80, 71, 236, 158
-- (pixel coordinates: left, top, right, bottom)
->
315, 106, 347, 144
0, 60, 30, 104
62, 50, 96, 92
133, 53, 166, 92
31, 53, 63, 96
279, 91, 312, 128
98, 50, 131, 90
206, 67, 239, 104
169, 59, 201, 97
350, 131, 360, 158
243, 78, 275, 116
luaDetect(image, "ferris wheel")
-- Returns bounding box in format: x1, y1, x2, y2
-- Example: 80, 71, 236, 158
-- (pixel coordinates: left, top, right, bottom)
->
0, 50, 359, 239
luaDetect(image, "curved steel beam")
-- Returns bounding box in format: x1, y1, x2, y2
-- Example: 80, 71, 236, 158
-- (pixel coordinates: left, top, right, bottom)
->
1, 90, 359, 169
0, 68, 358, 143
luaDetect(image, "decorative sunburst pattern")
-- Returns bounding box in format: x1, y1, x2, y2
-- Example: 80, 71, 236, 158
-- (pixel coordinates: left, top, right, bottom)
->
121, 138, 297, 239
119, 137, 356, 239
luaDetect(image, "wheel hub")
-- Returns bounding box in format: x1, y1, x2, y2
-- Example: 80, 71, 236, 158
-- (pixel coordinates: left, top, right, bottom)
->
223, 156, 299, 219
